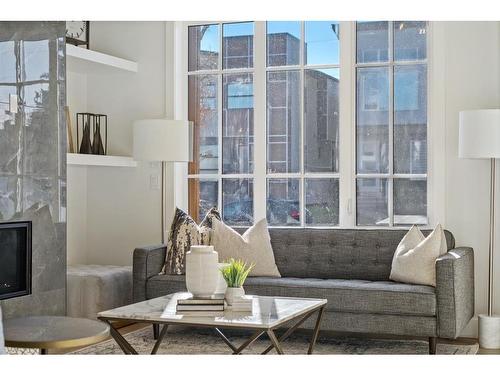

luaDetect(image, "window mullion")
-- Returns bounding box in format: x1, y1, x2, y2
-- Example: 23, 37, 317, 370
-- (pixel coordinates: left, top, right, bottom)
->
217, 22, 223, 215
388, 21, 394, 227
253, 21, 267, 222
339, 21, 355, 228
299, 21, 305, 227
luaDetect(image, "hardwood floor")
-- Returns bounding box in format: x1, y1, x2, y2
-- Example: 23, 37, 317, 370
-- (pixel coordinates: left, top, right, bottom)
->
49, 323, 499, 354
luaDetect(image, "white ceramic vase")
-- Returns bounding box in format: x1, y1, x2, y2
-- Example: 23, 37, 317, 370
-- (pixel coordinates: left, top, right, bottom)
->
225, 286, 245, 305
185, 245, 218, 298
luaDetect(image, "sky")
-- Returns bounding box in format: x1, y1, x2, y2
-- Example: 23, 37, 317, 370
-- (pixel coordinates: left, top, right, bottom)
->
197, 21, 340, 69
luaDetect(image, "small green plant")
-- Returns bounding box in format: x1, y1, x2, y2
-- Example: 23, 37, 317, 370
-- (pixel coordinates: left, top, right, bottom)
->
220, 259, 254, 288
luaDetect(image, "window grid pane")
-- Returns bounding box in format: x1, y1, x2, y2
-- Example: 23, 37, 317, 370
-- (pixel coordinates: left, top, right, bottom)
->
222, 73, 254, 175
266, 178, 300, 226
267, 21, 301, 67
356, 178, 388, 226
266, 70, 300, 173
188, 178, 218, 223
393, 178, 427, 226
222, 178, 254, 226
188, 24, 219, 72
223, 22, 254, 69
356, 67, 389, 174
305, 21, 340, 66
188, 75, 218, 175
305, 178, 339, 226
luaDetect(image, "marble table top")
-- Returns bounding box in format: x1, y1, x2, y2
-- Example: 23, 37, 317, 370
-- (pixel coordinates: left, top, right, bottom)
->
3, 316, 110, 349
98, 293, 327, 329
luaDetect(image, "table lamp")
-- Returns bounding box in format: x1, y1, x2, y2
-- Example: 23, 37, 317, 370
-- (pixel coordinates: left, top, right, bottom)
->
459, 109, 500, 349
133, 119, 193, 243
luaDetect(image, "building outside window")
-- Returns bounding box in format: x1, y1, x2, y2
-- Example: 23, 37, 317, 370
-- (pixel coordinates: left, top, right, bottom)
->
185, 21, 428, 228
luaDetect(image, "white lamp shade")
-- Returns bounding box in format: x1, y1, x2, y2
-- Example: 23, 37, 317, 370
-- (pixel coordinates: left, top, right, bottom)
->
459, 109, 500, 159
133, 119, 193, 162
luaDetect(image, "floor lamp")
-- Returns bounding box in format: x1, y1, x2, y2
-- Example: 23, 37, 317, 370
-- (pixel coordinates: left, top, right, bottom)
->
459, 109, 500, 349
133, 119, 193, 244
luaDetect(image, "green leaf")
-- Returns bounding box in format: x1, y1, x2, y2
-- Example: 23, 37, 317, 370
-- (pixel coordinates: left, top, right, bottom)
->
219, 258, 254, 287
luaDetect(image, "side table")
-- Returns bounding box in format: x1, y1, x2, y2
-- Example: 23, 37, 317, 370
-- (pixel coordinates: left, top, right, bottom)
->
3, 315, 110, 354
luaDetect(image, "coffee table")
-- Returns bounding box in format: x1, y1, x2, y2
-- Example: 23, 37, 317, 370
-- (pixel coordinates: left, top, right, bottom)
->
98, 292, 327, 355
3, 316, 110, 354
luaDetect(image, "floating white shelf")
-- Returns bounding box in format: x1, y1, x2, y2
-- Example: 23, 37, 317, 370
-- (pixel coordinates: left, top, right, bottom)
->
67, 153, 138, 167
66, 44, 138, 74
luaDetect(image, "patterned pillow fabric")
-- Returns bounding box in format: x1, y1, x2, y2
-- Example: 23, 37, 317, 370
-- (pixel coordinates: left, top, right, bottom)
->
163, 207, 221, 275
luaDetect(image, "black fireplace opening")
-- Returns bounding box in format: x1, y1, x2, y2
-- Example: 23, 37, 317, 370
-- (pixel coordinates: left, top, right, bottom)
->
0, 221, 32, 300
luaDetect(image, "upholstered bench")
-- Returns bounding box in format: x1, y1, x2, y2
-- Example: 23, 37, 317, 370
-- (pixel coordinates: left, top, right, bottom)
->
67, 265, 132, 319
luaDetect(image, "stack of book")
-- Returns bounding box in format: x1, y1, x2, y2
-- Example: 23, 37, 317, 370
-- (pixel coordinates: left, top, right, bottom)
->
227, 295, 253, 312
176, 295, 225, 316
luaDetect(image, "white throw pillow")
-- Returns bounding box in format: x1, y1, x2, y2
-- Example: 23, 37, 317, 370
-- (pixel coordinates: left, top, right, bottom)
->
389, 224, 448, 287
211, 218, 281, 277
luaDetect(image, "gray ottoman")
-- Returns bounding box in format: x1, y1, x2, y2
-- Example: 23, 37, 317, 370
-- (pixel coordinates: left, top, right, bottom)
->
67, 265, 132, 319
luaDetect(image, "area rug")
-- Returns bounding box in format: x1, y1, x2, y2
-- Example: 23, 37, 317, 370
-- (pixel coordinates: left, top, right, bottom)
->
73, 327, 478, 355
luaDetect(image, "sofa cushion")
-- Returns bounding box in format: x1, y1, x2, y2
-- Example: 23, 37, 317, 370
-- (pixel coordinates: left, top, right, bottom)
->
255, 228, 455, 280
146, 275, 436, 317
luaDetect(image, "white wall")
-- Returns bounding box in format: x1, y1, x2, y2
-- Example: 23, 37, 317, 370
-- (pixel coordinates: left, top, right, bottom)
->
440, 21, 500, 336
67, 165, 88, 265
67, 71, 88, 265
67, 21, 174, 266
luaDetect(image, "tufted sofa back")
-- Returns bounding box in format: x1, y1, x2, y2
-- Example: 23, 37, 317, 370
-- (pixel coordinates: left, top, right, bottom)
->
262, 228, 455, 281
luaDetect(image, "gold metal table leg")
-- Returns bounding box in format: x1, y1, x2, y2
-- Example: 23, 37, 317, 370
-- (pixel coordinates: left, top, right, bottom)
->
308, 306, 325, 354
267, 329, 284, 354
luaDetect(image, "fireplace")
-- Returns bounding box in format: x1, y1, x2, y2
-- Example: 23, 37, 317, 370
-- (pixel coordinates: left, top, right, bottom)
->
0, 221, 32, 300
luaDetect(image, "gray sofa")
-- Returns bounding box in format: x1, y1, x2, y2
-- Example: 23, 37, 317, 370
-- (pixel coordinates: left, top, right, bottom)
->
133, 228, 474, 354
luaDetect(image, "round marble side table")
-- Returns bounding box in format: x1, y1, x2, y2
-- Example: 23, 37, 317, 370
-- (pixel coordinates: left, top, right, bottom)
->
3, 315, 110, 354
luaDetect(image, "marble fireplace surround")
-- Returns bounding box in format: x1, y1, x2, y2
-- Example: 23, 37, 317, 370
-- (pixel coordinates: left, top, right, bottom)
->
0, 21, 67, 318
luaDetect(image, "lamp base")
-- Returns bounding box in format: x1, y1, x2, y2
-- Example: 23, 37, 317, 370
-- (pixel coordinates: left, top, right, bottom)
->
479, 314, 500, 349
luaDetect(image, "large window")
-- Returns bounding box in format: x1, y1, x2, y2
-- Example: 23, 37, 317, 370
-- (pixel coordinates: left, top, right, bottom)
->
266, 21, 340, 227
356, 21, 428, 226
188, 22, 255, 226
186, 21, 428, 228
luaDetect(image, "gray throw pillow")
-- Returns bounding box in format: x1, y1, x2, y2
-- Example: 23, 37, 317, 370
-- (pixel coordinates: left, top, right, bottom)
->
163, 207, 220, 275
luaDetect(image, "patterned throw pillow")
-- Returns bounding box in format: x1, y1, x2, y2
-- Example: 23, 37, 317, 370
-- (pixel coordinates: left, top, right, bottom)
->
163, 207, 221, 275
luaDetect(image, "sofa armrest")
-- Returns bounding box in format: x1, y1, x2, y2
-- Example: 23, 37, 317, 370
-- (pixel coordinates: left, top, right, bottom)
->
435, 247, 474, 339
133, 244, 167, 302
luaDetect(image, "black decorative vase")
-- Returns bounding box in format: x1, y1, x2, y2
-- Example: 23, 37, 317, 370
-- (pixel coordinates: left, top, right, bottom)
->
92, 122, 105, 155
79, 121, 92, 154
